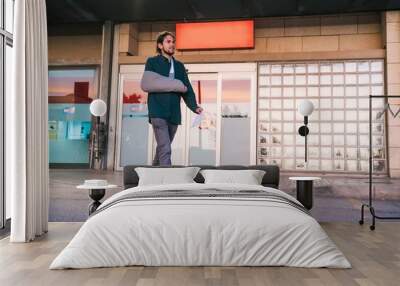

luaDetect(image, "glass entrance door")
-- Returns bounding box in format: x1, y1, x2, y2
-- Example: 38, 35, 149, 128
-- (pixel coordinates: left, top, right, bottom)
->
165, 65, 257, 166
220, 73, 256, 165
185, 73, 218, 165
116, 63, 257, 170
150, 73, 218, 166
117, 73, 152, 168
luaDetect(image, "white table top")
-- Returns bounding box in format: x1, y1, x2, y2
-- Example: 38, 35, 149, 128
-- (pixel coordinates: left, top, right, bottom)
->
76, 184, 119, 190
289, 177, 321, 181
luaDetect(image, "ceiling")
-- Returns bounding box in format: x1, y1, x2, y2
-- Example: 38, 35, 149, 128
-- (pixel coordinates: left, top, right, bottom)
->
46, 0, 400, 25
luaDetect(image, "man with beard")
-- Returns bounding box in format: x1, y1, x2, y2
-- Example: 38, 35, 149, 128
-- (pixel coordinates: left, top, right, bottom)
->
143, 31, 203, 166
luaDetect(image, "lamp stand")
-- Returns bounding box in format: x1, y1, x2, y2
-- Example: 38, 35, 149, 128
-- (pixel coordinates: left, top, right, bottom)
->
89, 116, 107, 169
96, 116, 100, 160
304, 115, 308, 163
305, 130, 308, 163
298, 116, 309, 165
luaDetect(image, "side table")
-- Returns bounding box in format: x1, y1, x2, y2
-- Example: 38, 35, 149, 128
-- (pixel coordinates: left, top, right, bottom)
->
288, 177, 321, 210
77, 183, 118, 215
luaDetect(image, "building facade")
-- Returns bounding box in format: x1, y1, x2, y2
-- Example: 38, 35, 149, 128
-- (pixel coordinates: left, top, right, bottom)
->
47, 11, 400, 177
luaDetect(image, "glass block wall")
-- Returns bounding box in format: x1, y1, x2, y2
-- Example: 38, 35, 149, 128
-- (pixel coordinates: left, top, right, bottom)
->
257, 60, 386, 173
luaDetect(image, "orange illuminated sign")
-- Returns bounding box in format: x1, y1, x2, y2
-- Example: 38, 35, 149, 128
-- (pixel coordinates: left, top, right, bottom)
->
176, 20, 254, 50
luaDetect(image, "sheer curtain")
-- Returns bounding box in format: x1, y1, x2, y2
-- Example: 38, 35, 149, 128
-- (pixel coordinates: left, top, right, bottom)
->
7, 0, 49, 242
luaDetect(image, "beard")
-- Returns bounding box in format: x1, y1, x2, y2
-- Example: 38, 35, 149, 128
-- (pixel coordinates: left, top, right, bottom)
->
163, 46, 175, 56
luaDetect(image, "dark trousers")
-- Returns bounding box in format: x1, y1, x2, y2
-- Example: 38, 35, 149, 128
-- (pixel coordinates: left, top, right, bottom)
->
150, 118, 178, 166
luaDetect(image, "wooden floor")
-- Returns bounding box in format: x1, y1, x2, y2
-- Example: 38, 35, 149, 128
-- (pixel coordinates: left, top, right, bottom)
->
0, 222, 399, 286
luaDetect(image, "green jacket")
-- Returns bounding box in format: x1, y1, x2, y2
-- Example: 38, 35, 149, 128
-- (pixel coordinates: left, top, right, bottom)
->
144, 54, 198, 125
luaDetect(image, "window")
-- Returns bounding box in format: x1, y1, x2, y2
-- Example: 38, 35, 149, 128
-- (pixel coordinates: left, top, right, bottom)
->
257, 60, 386, 173
48, 68, 99, 166
1, 0, 15, 228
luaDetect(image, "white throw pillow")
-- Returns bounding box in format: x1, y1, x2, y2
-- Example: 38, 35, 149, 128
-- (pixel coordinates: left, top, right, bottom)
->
200, 169, 266, 185
135, 167, 200, 186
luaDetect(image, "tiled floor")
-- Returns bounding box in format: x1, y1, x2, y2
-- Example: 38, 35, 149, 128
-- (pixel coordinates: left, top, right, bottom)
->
49, 169, 400, 222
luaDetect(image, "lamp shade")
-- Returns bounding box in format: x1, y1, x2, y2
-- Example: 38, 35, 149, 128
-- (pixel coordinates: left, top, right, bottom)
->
298, 100, 314, 116
89, 99, 107, 117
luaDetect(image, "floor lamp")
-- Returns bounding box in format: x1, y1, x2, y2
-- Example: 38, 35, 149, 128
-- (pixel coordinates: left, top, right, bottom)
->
297, 100, 315, 164
89, 99, 107, 168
